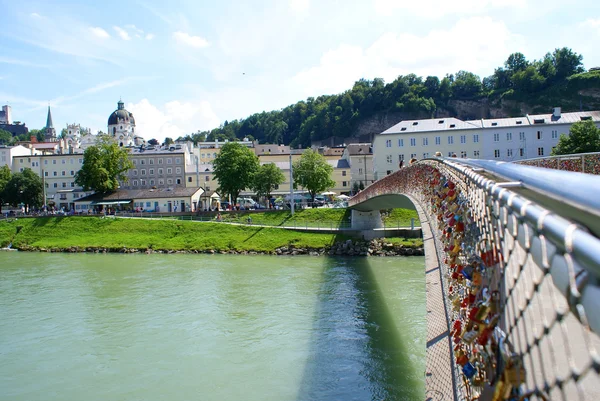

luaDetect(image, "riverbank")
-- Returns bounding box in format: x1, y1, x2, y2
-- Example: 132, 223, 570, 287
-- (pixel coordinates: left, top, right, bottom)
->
0, 217, 423, 256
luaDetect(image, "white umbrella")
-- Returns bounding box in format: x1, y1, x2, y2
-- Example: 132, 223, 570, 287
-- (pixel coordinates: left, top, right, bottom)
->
321, 191, 336, 195
336, 194, 350, 200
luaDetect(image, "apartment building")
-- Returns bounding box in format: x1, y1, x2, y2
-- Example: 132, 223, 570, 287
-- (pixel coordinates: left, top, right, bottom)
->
341, 143, 375, 190
0, 145, 32, 169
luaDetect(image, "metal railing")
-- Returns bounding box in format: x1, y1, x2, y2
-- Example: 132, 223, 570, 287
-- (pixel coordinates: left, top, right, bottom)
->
514, 152, 600, 175
349, 159, 600, 400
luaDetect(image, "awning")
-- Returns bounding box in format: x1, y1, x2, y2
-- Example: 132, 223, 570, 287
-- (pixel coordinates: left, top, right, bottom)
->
92, 200, 132, 205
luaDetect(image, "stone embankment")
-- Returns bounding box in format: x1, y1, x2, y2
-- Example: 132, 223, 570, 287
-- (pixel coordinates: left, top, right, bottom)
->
16, 238, 424, 257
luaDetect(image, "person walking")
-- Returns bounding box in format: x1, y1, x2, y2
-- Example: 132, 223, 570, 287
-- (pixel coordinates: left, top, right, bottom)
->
399, 159, 404, 169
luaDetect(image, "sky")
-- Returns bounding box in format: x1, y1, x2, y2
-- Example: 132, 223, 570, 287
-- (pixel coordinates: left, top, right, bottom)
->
1, 0, 599, 143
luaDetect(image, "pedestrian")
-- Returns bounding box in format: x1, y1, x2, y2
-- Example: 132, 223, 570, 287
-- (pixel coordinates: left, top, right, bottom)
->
399, 159, 404, 169
216, 212, 222, 222
435, 151, 443, 157
409, 157, 418, 165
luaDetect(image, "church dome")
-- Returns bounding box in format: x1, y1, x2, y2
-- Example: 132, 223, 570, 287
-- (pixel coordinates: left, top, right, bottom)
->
108, 100, 135, 126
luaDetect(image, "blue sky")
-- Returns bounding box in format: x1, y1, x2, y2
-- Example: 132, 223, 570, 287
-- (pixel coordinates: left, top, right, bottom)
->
1, 0, 599, 143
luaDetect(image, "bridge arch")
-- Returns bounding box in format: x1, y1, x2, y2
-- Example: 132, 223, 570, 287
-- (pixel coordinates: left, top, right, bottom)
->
349, 158, 600, 400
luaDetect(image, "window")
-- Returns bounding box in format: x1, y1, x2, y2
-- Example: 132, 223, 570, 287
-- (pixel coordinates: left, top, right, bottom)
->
176, 178, 181, 185
410, 153, 417, 158
460, 151, 467, 158
520, 148, 525, 157
53, 160, 56, 165
158, 158, 163, 164
507, 132, 512, 141
175, 157, 181, 164
385, 155, 393, 163
62, 159, 66, 164
494, 133, 500, 142
133, 170, 138, 176
494, 149, 500, 158
410, 138, 416, 147
141, 169, 146, 175
167, 168, 172, 174
205, 186, 211, 191
398, 154, 404, 161
53, 183, 58, 188
62, 171, 66, 176
213, 153, 217, 158
167, 158, 172, 164
62, 182, 67, 188
519, 132, 525, 140
70, 182, 75, 188
205, 176, 210, 181
70, 170, 74, 175
146, 202, 151, 208
188, 176, 192, 183
342, 181, 347, 187
149, 159, 154, 165
78, 158, 83, 163
386, 170, 392, 175
538, 147, 544, 156
133, 160, 137, 165
448, 136, 454, 145
386, 139, 392, 148
460, 135, 466, 144
435, 136, 441, 145
358, 168, 363, 175
141, 180, 146, 186
150, 180, 155, 185
422, 138, 429, 146
537, 131, 542, 140
398, 139, 404, 147
423, 152, 429, 158
201, 153, 206, 158
473, 134, 479, 143
149, 169, 154, 175
175, 167, 181, 174
140, 160, 145, 165
342, 171, 347, 176
507, 149, 513, 157
473, 150, 480, 158
133, 180, 138, 186
53, 171, 57, 176
44, 171, 48, 177
552, 130, 558, 139
167, 179, 173, 184
158, 168, 163, 175
44, 160, 48, 165
447, 152, 453, 157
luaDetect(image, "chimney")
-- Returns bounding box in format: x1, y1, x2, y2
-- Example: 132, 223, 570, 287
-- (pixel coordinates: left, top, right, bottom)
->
30, 135, 38, 143
553, 107, 561, 118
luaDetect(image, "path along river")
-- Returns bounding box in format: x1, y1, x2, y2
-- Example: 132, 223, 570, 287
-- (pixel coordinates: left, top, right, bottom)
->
0, 253, 425, 401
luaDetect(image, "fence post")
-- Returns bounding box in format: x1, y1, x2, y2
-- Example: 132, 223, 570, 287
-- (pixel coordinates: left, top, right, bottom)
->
411, 218, 415, 230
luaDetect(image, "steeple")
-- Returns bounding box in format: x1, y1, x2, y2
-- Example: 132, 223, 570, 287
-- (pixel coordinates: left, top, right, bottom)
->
44, 105, 57, 142
117, 99, 124, 110
46, 106, 54, 129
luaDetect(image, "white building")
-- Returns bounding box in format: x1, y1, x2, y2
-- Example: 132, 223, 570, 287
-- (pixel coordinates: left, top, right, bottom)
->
341, 143, 375, 189
0, 145, 32, 169
373, 108, 600, 178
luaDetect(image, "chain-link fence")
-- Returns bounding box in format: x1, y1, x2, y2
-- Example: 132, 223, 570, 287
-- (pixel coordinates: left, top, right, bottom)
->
349, 160, 600, 400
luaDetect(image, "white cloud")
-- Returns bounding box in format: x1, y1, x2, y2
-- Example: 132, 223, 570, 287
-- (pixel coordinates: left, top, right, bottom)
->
290, 0, 310, 13
290, 16, 525, 97
373, 0, 523, 18
145, 33, 155, 40
127, 99, 220, 142
90, 27, 110, 39
113, 26, 131, 41
30, 12, 42, 19
172, 31, 210, 48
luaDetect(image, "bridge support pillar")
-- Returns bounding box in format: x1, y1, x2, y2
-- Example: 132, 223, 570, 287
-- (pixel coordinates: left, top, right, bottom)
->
351, 209, 383, 230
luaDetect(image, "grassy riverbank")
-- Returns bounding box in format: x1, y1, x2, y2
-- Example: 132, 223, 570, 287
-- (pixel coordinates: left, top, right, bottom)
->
0, 217, 422, 253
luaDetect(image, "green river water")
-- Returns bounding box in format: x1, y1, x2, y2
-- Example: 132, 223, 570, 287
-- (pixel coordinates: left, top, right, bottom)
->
0, 253, 425, 401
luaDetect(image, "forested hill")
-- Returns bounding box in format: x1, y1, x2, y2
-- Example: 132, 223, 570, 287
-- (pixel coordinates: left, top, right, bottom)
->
177, 48, 600, 148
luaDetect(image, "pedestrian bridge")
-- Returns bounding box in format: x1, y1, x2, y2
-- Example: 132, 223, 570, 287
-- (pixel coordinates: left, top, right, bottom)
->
348, 158, 600, 401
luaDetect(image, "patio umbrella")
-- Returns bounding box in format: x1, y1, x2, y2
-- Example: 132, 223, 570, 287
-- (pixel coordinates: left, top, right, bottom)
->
336, 194, 350, 200
321, 191, 336, 195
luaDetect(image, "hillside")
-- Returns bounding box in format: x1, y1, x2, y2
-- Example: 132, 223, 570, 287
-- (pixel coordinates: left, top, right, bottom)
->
177, 48, 600, 148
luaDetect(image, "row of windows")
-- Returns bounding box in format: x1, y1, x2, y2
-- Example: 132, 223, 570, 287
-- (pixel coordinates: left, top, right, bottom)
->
493, 147, 546, 158
187, 176, 213, 183
200, 153, 218, 158
492, 131, 559, 142
386, 151, 481, 163
131, 167, 182, 176
132, 157, 182, 165
20, 158, 83, 165
44, 170, 76, 177
46, 182, 76, 189
131, 178, 182, 186
388, 135, 480, 148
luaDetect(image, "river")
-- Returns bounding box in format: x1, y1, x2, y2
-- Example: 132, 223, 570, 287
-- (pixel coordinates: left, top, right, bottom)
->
0, 253, 425, 401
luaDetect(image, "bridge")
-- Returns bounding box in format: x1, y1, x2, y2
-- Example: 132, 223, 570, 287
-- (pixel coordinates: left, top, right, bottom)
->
348, 158, 600, 401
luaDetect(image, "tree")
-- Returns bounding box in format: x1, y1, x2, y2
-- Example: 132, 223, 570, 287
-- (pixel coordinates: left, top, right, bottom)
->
60, 128, 68, 139
74, 135, 133, 193
0, 129, 13, 145
451, 70, 482, 98
251, 163, 285, 205
0, 165, 12, 212
504, 52, 529, 75
28, 129, 45, 142
163, 137, 174, 146
551, 120, 600, 156
3, 168, 44, 208
292, 149, 335, 202
552, 47, 584, 81
148, 138, 159, 146
213, 142, 260, 204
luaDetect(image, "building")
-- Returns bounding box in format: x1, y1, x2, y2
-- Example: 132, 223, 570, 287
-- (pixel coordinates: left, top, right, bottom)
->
0, 145, 32, 169
372, 108, 600, 178
107, 99, 144, 147
341, 143, 375, 190
11, 153, 90, 210
44, 106, 57, 142
185, 162, 218, 193
74, 187, 204, 213
122, 143, 193, 190
0, 105, 12, 124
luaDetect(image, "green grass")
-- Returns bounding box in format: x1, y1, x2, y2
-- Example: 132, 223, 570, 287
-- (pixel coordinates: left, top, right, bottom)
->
383, 237, 424, 247
216, 208, 351, 227
381, 208, 420, 226
0, 217, 350, 252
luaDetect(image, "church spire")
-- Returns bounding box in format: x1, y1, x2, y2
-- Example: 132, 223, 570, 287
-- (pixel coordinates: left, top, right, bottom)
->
46, 105, 54, 129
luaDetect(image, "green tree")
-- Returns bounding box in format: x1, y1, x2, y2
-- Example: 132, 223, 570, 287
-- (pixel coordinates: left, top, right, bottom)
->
551, 120, 600, 155
292, 149, 335, 202
60, 128, 68, 139
213, 142, 260, 204
148, 138, 159, 146
163, 137, 174, 146
0, 129, 13, 145
3, 168, 44, 208
451, 70, 482, 98
552, 47, 584, 81
0, 165, 12, 212
28, 129, 45, 142
251, 163, 285, 205
74, 136, 133, 193
504, 52, 529, 75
